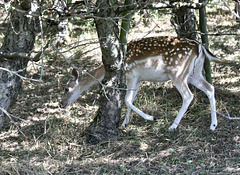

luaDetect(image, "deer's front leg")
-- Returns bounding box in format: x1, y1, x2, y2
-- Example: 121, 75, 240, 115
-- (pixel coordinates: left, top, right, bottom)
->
169, 82, 193, 131
121, 84, 140, 128
122, 78, 155, 128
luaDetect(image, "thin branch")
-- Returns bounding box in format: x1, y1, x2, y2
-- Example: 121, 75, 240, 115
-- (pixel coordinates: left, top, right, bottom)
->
3, 0, 19, 35
216, 109, 240, 120
50, 42, 104, 86
0, 52, 30, 60
39, 15, 44, 81
221, 0, 240, 19
201, 32, 240, 36
116, 2, 208, 13
61, 41, 99, 54
31, 40, 50, 62
6, 1, 208, 21
0, 67, 42, 83
0, 107, 27, 138
69, 46, 100, 60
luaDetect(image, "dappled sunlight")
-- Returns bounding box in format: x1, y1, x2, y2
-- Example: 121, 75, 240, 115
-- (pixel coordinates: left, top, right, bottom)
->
1, 2, 240, 174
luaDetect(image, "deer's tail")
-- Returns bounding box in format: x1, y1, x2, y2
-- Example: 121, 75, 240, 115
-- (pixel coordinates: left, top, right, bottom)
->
202, 45, 224, 63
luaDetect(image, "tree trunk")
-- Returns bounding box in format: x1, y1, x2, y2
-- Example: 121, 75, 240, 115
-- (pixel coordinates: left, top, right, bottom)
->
199, 0, 212, 84
120, 0, 133, 56
170, 0, 199, 40
0, 0, 39, 130
53, 0, 70, 46
86, 0, 126, 143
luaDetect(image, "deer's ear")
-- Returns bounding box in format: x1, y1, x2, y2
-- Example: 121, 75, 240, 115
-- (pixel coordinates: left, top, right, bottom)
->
71, 69, 79, 81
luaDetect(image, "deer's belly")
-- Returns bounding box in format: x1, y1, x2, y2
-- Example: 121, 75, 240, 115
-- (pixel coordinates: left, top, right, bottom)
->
137, 67, 170, 82
125, 55, 172, 82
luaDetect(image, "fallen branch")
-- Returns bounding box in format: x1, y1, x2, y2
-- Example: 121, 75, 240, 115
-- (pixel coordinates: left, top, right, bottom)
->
216, 109, 240, 120
0, 107, 27, 138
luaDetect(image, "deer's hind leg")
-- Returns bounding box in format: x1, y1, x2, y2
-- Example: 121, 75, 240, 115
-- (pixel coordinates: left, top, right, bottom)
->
189, 75, 217, 131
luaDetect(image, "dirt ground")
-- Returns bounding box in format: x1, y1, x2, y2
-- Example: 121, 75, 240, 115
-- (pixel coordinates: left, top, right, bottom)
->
0, 2, 240, 175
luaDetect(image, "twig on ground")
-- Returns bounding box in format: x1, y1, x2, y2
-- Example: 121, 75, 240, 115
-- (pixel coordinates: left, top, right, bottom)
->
0, 107, 27, 138
216, 109, 240, 120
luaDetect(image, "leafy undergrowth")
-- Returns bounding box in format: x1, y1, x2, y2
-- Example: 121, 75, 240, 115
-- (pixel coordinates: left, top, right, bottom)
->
0, 3, 240, 175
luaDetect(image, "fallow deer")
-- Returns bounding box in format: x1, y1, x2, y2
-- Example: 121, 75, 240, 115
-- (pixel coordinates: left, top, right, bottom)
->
60, 36, 223, 131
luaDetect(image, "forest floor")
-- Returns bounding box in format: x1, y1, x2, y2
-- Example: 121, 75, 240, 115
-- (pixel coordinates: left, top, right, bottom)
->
0, 3, 240, 175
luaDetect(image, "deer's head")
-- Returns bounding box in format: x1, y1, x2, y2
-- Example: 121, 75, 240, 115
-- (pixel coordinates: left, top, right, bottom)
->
60, 69, 82, 109
60, 66, 105, 109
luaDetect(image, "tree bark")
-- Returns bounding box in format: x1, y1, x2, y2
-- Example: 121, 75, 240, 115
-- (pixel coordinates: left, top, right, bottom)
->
120, 0, 133, 56
199, 0, 212, 84
53, 0, 70, 46
86, 0, 126, 143
0, 0, 39, 130
170, 0, 200, 40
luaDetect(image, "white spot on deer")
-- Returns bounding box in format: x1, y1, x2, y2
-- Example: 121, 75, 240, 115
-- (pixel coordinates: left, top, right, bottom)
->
175, 60, 178, 65
178, 54, 182, 58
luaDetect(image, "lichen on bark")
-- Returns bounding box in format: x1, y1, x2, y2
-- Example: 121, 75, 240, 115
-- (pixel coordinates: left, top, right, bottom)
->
0, 0, 40, 131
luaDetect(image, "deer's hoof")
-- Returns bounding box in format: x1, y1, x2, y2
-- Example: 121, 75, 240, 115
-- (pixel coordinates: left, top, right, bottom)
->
168, 123, 178, 131
210, 123, 217, 131
121, 123, 128, 129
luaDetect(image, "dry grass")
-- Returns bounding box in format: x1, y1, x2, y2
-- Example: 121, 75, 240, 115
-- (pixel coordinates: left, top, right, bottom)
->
0, 3, 240, 175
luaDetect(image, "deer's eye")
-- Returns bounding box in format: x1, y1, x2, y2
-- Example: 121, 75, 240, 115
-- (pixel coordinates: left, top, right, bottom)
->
65, 88, 69, 93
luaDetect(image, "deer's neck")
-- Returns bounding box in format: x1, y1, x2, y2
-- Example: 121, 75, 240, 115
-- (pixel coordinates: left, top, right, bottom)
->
79, 65, 105, 93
